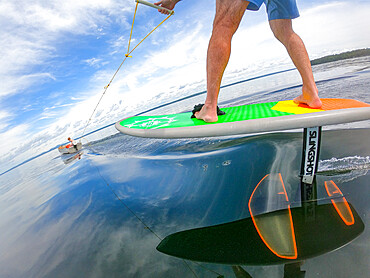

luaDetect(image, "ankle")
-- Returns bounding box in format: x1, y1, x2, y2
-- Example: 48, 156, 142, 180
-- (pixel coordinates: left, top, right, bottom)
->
203, 101, 218, 109
302, 84, 318, 97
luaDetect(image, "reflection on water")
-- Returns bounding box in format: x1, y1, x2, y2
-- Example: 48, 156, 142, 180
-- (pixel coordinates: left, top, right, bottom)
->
62, 151, 83, 165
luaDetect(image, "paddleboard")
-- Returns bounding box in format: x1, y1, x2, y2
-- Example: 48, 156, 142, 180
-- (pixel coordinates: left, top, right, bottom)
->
115, 98, 370, 138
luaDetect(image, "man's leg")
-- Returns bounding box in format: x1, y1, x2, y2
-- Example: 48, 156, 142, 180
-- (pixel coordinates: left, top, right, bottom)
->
269, 19, 322, 108
195, 0, 249, 122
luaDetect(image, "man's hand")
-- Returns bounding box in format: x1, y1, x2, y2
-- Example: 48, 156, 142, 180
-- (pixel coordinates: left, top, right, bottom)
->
154, 0, 180, 14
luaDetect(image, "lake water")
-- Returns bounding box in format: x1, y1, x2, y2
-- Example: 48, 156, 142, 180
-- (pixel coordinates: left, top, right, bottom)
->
0, 57, 369, 278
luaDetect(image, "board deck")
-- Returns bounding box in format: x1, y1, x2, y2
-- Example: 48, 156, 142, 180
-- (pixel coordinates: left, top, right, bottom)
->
115, 98, 370, 138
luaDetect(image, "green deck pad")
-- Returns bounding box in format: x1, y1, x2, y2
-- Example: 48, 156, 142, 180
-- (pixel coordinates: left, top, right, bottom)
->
120, 102, 294, 130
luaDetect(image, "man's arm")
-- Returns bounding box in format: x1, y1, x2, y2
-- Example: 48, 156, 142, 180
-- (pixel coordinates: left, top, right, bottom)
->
154, 0, 181, 14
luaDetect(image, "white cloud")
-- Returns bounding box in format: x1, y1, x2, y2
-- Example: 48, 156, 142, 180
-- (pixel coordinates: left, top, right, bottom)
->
0, 0, 133, 98
0, 111, 11, 131
294, 2, 370, 57
0, 73, 56, 98
0, 0, 129, 34
83, 58, 104, 68
0, 124, 30, 158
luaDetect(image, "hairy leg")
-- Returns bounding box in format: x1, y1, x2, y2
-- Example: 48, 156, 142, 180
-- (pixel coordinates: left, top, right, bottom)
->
269, 19, 322, 108
195, 0, 249, 122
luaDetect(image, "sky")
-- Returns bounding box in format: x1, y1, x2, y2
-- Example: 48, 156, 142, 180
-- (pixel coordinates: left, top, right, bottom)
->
0, 0, 370, 171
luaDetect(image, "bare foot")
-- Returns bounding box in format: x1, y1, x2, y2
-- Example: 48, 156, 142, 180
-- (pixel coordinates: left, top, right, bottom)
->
293, 85, 322, 108
194, 104, 218, 123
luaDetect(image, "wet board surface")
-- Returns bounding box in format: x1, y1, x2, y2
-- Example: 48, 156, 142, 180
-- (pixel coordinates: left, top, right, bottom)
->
115, 98, 370, 138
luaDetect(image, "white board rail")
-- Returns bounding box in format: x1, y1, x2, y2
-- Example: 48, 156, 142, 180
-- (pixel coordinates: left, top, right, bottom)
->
115, 107, 370, 139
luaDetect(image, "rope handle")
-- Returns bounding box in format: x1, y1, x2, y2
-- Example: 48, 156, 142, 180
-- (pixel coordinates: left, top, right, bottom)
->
136, 0, 174, 14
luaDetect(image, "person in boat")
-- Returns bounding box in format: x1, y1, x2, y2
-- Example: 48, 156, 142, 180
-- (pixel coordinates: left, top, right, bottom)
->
58, 137, 78, 150
67, 137, 79, 151
154, 0, 322, 122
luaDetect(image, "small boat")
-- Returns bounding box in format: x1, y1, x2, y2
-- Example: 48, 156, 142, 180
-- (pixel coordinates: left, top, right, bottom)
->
58, 142, 82, 154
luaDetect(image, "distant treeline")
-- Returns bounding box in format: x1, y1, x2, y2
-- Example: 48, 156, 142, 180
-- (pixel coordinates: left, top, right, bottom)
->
311, 48, 370, 66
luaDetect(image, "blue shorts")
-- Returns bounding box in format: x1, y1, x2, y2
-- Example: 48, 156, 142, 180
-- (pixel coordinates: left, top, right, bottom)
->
247, 0, 300, 20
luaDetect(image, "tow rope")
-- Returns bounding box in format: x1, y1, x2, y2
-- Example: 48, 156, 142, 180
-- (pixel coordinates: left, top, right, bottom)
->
80, 0, 174, 142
